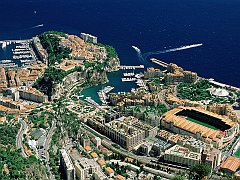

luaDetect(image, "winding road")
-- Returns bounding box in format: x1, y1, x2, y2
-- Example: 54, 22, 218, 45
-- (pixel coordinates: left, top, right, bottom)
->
16, 118, 28, 157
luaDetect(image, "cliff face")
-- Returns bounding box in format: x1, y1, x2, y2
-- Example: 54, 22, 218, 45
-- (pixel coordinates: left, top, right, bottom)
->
82, 68, 108, 84
51, 68, 108, 100
105, 57, 120, 72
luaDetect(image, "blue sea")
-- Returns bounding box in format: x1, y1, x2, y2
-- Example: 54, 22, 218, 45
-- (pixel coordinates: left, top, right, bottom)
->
0, 0, 239, 89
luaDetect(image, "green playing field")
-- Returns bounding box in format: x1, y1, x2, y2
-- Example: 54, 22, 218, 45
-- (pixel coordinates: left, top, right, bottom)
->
185, 117, 218, 130
234, 147, 240, 158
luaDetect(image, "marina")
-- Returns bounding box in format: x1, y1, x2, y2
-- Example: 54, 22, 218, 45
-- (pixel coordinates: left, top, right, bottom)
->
97, 86, 114, 105
0, 39, 37, 68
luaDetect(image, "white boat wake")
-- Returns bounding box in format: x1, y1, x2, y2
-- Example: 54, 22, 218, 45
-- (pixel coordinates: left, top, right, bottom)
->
30, 24, 44, 29
132, 43, 203, 63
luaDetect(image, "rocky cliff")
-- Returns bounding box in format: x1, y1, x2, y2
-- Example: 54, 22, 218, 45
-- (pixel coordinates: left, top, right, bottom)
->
104, 57, 120, 72
51, 67, 108, 100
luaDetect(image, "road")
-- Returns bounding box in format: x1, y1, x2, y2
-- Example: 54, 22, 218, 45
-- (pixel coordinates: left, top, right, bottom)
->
43, 116, 57, 161
39, 115, 57, 180
16, 118, 28, 158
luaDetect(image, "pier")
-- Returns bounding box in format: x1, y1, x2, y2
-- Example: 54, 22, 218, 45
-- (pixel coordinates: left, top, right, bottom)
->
123, 72, 135, 77
121, 78, 136, 82
120, 65, 144, 70
150, 58, 169, 68
0, 39, 32, 44
0, 63, 18, 68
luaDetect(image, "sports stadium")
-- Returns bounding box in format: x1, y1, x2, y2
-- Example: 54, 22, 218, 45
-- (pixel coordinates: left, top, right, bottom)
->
161, 106, 239, 148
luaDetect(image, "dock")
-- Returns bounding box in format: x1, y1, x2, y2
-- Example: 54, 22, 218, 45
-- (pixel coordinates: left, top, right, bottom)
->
0, 63, 18, 68
150, 58, 169, 68
121, 78, 136, 82
123, 72, 135, 77
120, 65, 144, 70
0, 39, 32, 44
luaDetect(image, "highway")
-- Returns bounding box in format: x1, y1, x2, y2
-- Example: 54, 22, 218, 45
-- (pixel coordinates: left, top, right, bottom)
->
16, 118, 28, 158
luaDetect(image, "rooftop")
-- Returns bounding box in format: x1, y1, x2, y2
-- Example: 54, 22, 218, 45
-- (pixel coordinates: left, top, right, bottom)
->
60, 149, 74, 170
97, 159, 106, 166
165, 145, 201, 160
84, 145, 91, 152
105, 167, 114, 174
210, 88, 229, 97
91, 152, 99, 159
220, 156, 240, 172
115, 175, 126, 180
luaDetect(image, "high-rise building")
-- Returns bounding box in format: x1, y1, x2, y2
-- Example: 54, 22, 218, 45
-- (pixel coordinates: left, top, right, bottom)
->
105, 116, 145, 150
73, 157, 107, 180
60, 149, 75, 180
80, 33, 98, 43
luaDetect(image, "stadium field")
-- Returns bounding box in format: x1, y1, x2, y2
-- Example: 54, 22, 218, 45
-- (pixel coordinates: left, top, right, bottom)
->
185, 117, 218, 130
234, 147, 240, 158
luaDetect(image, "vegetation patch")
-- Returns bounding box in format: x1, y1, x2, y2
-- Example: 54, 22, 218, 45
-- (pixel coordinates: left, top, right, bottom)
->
94, 43, 118, 60
0, 122, 19, 146
39, 31, 71, 66
177, 79, 235, 104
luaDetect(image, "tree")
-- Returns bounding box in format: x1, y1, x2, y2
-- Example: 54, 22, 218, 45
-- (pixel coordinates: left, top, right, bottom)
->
190, 163, 211, 180
154, 175, 161, 180
171, 175, 185, 180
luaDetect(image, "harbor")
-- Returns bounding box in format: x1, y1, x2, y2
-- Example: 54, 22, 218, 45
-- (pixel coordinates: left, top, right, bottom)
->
0, 39, 37, 68
80, 70, 138, 105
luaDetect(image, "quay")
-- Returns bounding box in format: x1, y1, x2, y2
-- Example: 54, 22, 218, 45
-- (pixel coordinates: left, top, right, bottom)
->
120, 65, 144, 70
85, 97, 100, 107
150, 58, 169, 68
